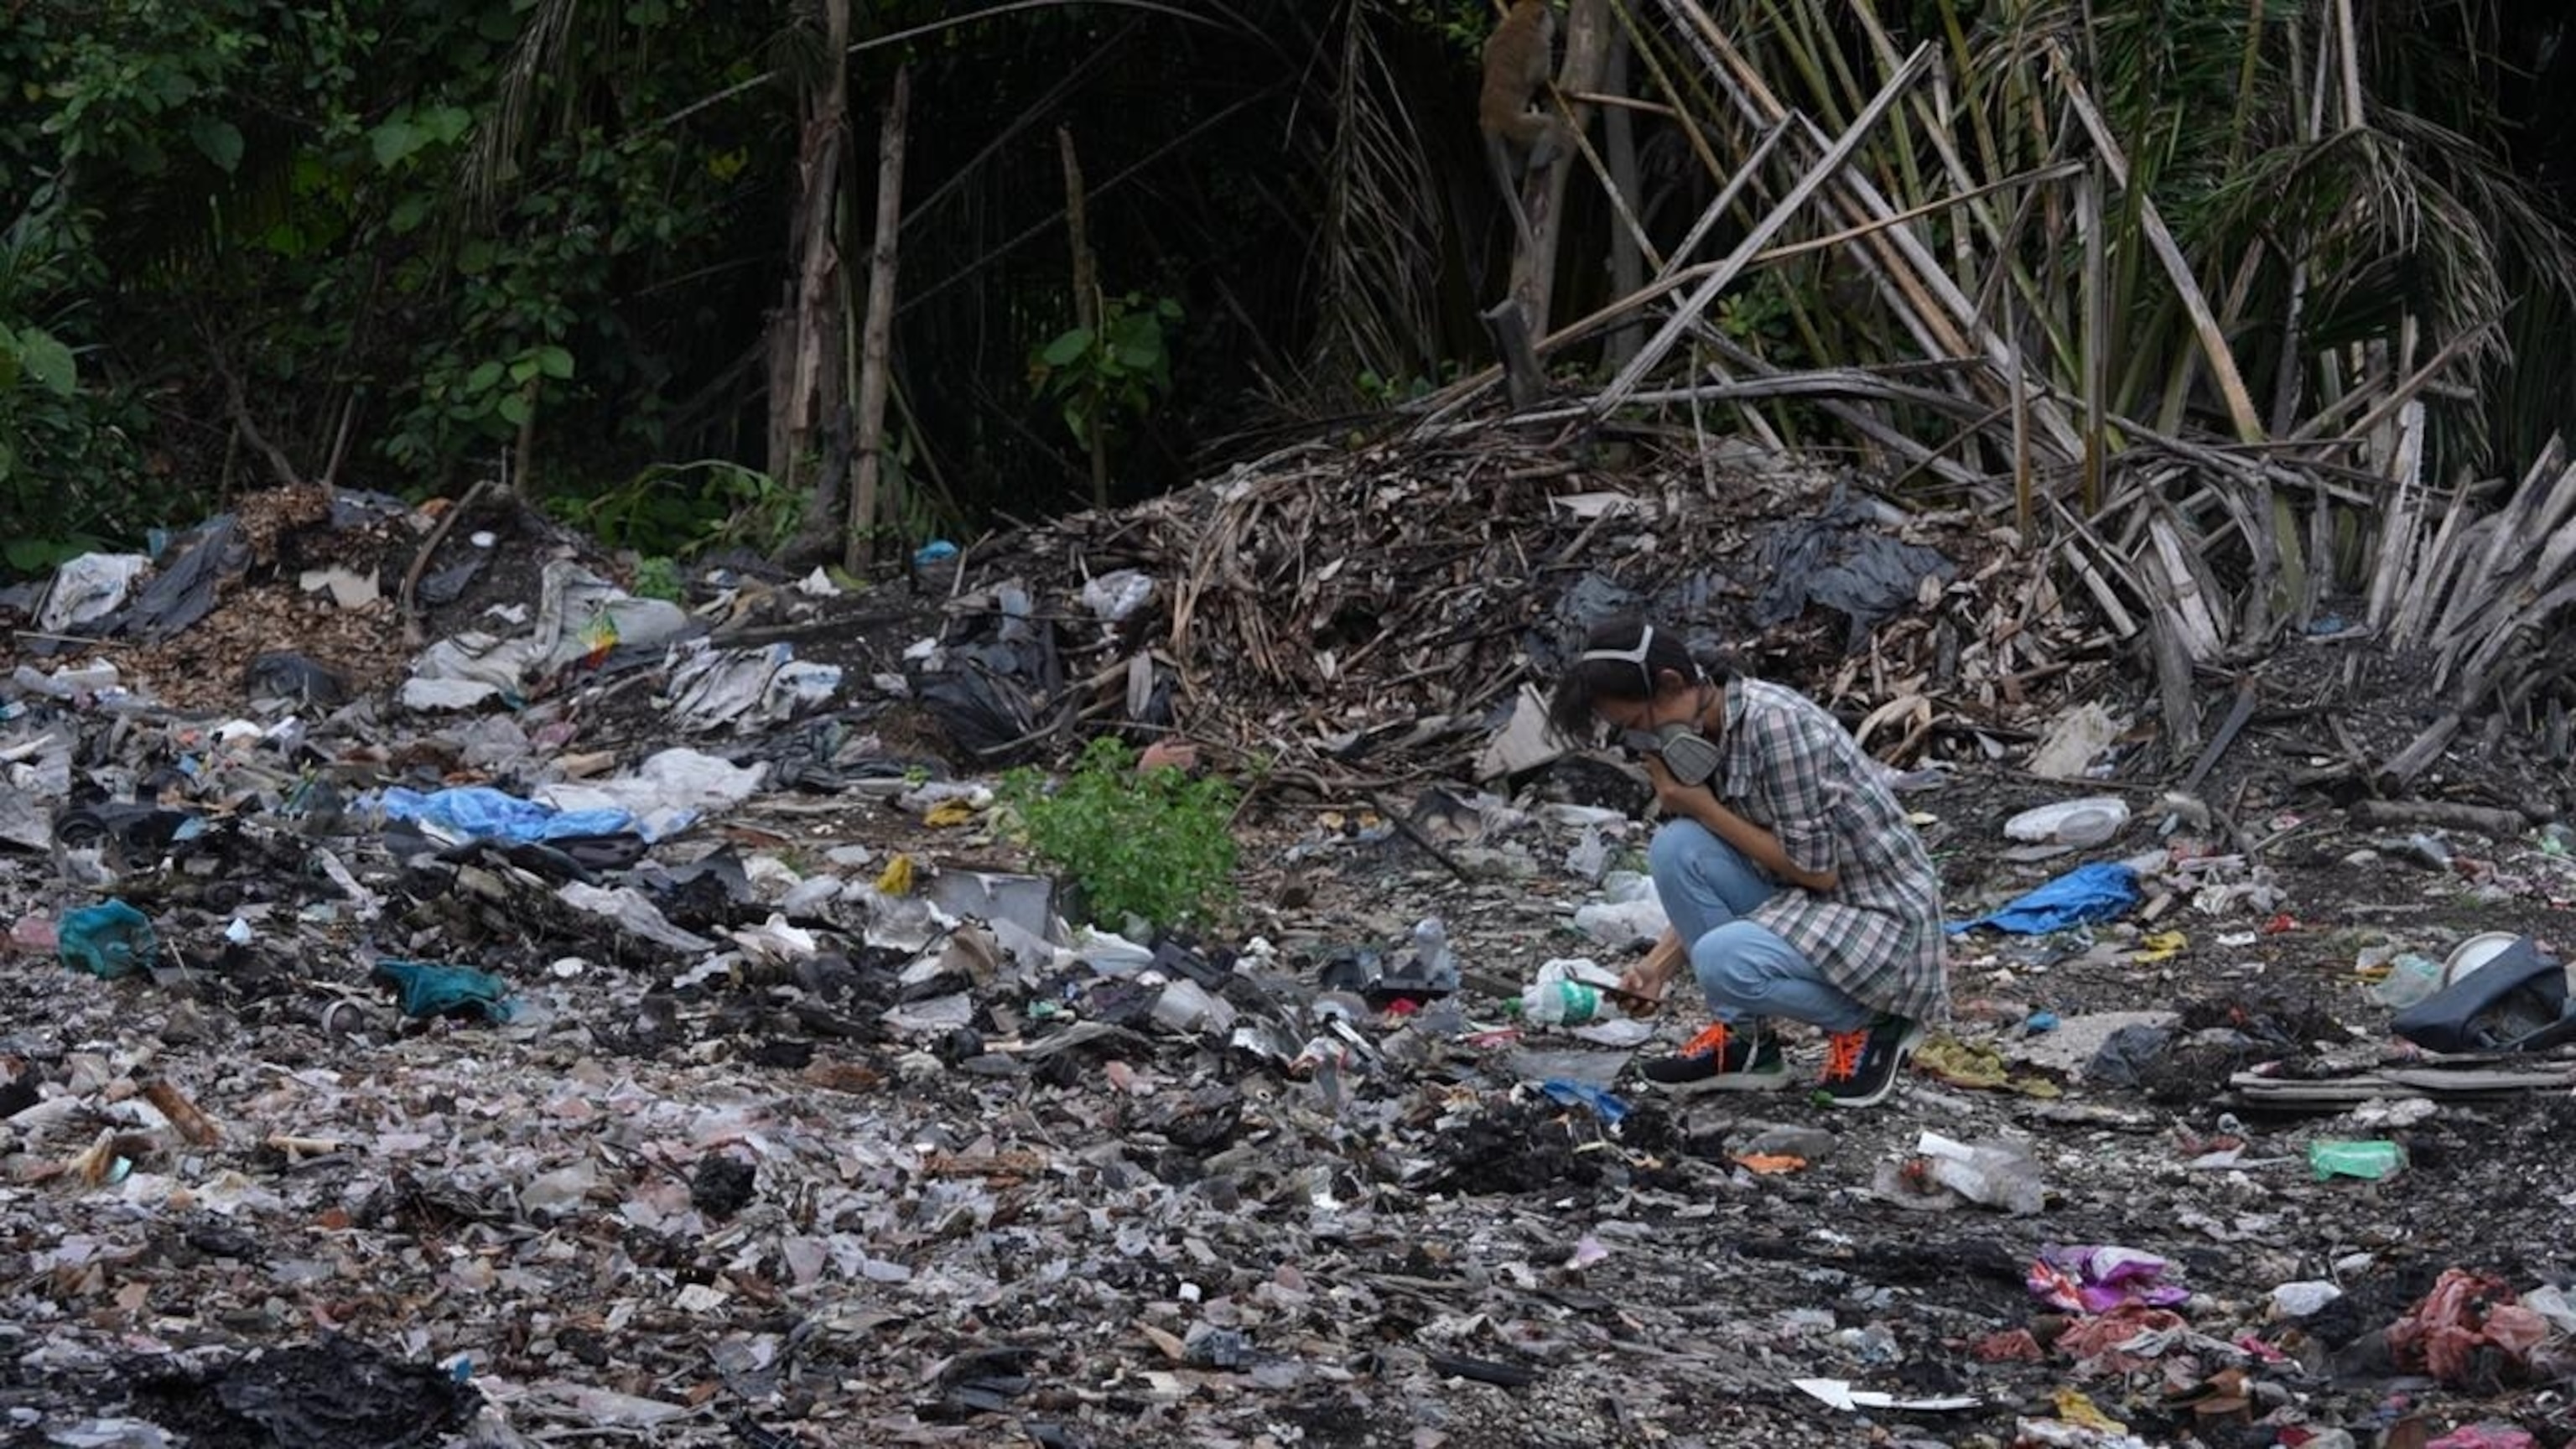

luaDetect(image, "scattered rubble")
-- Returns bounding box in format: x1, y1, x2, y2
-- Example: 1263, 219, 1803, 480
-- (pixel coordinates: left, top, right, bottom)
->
6, 439, 2576, 1446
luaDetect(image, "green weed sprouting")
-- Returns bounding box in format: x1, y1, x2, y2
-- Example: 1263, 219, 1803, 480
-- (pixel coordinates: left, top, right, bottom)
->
998, 737, 1238, 931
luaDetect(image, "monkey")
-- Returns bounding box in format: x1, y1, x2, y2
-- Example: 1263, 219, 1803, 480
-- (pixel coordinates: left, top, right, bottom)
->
1479, 0, 1566, 249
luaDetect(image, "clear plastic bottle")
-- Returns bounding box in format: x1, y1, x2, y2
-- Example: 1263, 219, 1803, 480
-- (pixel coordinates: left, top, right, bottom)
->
1520, 958, 1621, 1027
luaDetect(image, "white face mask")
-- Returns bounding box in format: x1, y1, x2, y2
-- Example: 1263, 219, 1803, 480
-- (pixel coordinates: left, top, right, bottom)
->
1581, 624, 1722, 787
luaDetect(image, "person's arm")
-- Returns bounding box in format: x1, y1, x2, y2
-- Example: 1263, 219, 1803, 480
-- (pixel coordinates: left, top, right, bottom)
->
1618, 927, 1689, 1005
1670, 787, 1837, 893
1643, 713, 1842, 894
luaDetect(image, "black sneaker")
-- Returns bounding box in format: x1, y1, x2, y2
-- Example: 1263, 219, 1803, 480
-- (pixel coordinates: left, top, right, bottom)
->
1816, 1016, 1924, 1109
1639, 1021, 1789, 1093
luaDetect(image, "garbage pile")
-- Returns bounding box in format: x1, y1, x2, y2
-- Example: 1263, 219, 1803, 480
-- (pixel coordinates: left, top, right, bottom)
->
7, 454, 2576, 1446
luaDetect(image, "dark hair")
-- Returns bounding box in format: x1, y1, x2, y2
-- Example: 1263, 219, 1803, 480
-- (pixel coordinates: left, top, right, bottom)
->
1545, 615, 1727, 741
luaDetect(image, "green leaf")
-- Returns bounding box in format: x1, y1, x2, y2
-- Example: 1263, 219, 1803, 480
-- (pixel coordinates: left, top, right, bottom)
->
497, 392, 532, 426
370, 118, 423, 169
421, 105, 474, 145
1040, 328, 1094, 367
465, 360, 506, 392
17, 328, 76, 397
388, 195, 430, 235
189, 117, 245, 173
509, 357, 540, 385
535, 345, 574, 380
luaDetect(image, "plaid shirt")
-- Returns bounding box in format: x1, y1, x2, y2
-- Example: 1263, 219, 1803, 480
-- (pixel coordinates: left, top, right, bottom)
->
1722, 678, 1947, 1023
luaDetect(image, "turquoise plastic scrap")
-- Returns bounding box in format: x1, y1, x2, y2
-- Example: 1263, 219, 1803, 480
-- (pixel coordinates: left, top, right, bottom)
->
58, 900, 160, 979
372, 959, 517, 1022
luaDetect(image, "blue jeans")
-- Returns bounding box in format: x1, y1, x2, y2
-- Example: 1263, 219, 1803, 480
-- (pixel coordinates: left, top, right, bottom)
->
1648, 818, 1874, 1033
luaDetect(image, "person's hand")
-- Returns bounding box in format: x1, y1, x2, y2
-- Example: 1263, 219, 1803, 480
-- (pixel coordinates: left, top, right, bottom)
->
1138, 739, 1199, 775
1618, 952, 1677, 1011
1639, 752, 1696, 817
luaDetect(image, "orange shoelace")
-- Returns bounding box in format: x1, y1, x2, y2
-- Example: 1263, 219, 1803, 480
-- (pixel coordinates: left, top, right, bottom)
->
1679, 1021, 1732, 1062
1821, 1028, 1870, 1082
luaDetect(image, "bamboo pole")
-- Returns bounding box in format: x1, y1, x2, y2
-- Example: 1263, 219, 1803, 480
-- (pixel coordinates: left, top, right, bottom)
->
844, 65, 911, 572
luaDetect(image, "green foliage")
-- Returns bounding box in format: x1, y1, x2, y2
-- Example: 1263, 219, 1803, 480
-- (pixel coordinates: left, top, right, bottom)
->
1028, 293, 1183, 457
629, 555, 683, 602
549, 459, 804, 560
0, 190, 164, 565
1000, 737, 1239, 931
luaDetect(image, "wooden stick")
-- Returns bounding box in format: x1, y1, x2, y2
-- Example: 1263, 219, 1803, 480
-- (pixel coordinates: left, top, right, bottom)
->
1593, 44, 1934, 418
2349, 799, 2533, 837
844, 64, 911, 570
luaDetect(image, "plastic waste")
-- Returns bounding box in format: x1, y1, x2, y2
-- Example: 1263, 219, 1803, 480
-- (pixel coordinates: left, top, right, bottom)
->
242, 651, 350, 706
1150, 979, 1234, 1035
1408, 917, 1456, 984
1742, 1124, 1836, 1160
2424, 1427, 2538, 1449
57, 901, 159, 979
1945, 862, 2139, 936
2002, 796, 2132, 848
39, 1419, 176, 1448
1572, 870, 1669, 947
2269, 1280, 2344, 1317
1520, 958, 1629, 1027
2308, 1139, 2404, 1181
1749, 485, 1955, 652
2308, 1140, 2401, 1176
39, 553, 153, 636
1915, 1130, 2046, 1214
371, 959, 517, 1022
379, 784, 636, 845
2392, 1270, 2551, 1385
1538, 1078, 1629, 1124
13, 660, 124, 699
2369, 952, 2444, 1009
1563, 825, 1609, 882
1079, 569, 1154, 623
2392, 935, 2576, 1054
11, 914, 60, 954
2029, 1245, 2187, 1313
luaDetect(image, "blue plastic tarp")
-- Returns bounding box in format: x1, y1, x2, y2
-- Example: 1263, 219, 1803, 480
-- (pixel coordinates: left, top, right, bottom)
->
377, 785, 636, 844
1540, 1077, 1631, 1124
1945, 861, 2139, 936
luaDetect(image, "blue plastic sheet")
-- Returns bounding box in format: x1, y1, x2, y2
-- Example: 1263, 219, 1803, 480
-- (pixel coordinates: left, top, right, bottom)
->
377, 785, 636, 844
1946, 861, 2139, 936
59, 900, 159, 979
373, 959, 517, 1022
1540, 1077, 1631, 1124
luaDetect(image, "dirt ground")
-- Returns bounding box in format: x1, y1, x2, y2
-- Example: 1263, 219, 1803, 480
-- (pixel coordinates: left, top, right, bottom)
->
6, 469, 2576, 1448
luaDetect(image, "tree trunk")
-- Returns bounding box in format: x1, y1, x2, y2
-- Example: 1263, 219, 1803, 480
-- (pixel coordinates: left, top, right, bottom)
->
844, 65, 912, 572
779, 0, 852, 561
1057, 127, 1108, 511
1504, 0, 1611, 341
1602, 25, 1644, 369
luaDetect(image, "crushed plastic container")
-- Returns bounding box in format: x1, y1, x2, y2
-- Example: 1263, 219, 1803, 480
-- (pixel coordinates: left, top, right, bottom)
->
1916, 1130, 2046, 1215
2003, 796, 2132, 848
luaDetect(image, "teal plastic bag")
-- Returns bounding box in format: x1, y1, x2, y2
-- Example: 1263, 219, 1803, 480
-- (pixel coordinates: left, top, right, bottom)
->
372, 959, 517, 1022
59, 901, 160, 979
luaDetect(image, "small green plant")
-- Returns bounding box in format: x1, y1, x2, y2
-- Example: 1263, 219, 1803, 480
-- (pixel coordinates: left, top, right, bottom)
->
630, 554, 682, 601
1028, 292, 1181, 458
999, 736, 1239, 931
